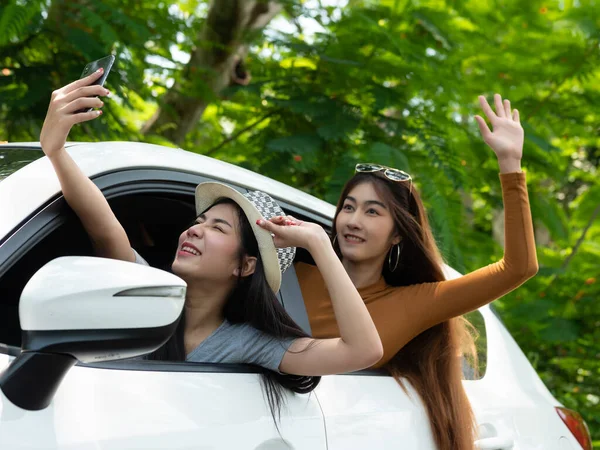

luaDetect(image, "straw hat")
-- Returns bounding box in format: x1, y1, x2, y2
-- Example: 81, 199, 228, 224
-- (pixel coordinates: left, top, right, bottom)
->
195, 182, 296, 293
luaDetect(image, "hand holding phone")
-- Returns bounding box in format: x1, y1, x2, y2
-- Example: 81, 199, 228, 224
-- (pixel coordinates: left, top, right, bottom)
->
40, 60, 113, 158
76, 55, 115, 113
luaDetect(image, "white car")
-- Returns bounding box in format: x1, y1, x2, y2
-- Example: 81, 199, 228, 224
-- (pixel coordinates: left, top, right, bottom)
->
0, 142, 592, 450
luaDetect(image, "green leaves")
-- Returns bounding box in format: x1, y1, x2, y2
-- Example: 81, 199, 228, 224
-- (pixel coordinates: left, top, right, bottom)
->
370, 142, 410, 171
540, 318, 581, 343
266, 134, 323, 153
412, 11, 453, 50
522, 122, 561, 154
572, 185, 600, 223
530, 191, 570, 241
0, 0, 44, 46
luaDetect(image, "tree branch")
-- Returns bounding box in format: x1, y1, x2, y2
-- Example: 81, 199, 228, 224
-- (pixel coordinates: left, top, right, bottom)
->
542, 203, 600, 296
203, 111, 276, 156
560, 203, 600, 271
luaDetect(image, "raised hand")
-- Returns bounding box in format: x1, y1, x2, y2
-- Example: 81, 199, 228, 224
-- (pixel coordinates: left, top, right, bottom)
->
475, 94, 524, 173
256, 215, 329, 251
40, 69, 109, 158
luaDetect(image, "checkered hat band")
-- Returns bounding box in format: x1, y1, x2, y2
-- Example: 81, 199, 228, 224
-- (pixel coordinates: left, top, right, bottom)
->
244, 191, 296, 274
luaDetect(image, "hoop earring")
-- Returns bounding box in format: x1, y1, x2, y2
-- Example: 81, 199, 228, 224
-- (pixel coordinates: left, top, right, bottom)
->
332, 234, 338, 247
388, 243, 401, 272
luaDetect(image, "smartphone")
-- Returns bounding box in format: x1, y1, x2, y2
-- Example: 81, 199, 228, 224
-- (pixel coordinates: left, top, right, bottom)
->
77, 55, 115, 113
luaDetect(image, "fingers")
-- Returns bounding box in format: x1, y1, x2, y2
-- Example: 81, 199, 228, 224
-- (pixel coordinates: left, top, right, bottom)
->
64, 96, 104, 114
257, 218, 277, 232
512, 109, 520, 123
258, 215, 304, 235
71, 109, 103, 125
269, 215, 302, 226
269, 216, 287, 225
503, 99, 511, 118
63, 85, 109, 104
474, 115, 491, 140
478, 95, 496, 122
286, 215, 302, 225
257, 218, 290, 233
480, 94, 519, 123
62, 68, 105, 95
494, 93, 505, 118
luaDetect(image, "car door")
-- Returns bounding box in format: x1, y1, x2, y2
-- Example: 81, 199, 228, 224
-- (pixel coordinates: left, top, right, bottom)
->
0, 167, 326, 450
0, 360, 326, 449
284, 292, 569, 450
285, 285, 571, 449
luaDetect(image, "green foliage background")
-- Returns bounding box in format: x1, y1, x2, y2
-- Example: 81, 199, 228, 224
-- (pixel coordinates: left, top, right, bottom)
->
1, 0, 598, 442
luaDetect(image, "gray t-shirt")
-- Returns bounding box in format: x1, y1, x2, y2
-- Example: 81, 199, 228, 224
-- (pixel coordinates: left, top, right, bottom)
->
132, 249, 294, 372
188, 319, 294, 372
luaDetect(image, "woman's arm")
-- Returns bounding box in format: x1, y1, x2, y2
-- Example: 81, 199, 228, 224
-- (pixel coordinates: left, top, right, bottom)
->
40, 69, 134, 262
396, 173, 538, 336
257, 217, 383, 376
383, 95, 539, 348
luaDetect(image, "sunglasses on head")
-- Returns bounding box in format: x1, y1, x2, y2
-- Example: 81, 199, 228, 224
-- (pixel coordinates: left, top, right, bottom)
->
355, 163, 413, 195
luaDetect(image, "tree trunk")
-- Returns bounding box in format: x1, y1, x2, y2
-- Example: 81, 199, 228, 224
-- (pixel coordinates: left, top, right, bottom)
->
142, 0, 282, 145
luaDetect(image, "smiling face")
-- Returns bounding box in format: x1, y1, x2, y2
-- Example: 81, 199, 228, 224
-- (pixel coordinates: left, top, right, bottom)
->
171, 202, 256, 286
335, 181, 401, 266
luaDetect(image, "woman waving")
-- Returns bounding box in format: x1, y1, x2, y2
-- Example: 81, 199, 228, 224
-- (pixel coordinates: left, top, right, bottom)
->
288, 94, 538, 450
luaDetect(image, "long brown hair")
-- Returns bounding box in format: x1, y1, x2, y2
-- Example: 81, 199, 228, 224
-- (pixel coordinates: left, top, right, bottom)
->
332, 171, 478, 450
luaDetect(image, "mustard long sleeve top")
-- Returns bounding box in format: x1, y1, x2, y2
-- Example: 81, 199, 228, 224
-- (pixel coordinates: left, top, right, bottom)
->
296, 172, 539, 368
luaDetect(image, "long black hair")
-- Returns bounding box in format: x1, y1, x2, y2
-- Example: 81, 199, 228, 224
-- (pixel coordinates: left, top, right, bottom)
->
148, 199, 320, 423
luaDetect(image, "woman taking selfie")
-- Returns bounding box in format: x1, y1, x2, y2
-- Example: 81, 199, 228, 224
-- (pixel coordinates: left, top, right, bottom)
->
280, 94, 539, 449
39, 68, 383, 420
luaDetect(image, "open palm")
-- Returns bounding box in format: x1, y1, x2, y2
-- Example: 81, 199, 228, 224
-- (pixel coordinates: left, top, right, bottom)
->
475, 94, 524, 162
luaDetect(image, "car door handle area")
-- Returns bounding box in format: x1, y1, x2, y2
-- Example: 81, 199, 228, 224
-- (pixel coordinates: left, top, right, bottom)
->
474, 436, 515, 449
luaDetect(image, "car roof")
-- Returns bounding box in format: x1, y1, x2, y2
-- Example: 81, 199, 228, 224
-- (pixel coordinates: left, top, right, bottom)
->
0, 142, 336, 240
0, 141, 464, 281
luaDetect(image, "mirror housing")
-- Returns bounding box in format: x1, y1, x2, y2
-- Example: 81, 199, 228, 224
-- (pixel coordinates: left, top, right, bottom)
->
0, 256, 186, 410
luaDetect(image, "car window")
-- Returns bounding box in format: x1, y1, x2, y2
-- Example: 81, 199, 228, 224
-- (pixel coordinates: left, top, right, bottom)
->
0, 147, 44, 183
0, 169, 310, 373
462, 310, 487, 379
0, 191, 197, 347
0, 167, 201, 344
0, 213, 94, 346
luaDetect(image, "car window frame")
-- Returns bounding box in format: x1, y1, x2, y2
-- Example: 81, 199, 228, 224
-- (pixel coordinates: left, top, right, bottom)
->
0, 169, 213, 273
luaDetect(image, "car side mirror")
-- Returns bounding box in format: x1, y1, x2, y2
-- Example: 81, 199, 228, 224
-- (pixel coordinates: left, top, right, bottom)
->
0, 256, 186, 411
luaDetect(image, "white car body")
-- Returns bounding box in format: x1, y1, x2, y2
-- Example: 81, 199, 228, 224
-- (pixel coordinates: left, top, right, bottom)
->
0, 142, 584, 449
